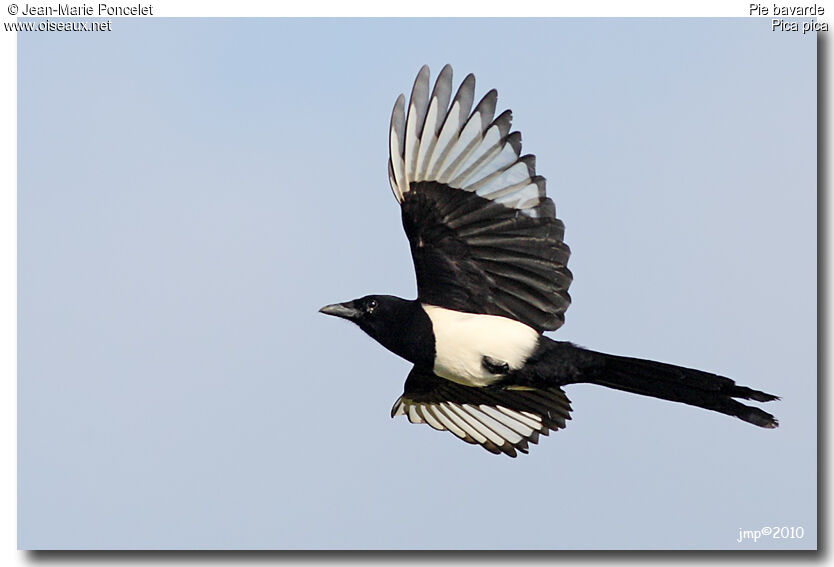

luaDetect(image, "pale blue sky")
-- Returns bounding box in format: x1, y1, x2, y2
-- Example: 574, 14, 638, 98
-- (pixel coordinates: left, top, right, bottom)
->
18, 19, 816, 549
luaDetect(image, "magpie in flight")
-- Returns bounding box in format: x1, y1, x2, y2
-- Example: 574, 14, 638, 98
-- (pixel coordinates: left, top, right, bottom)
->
320, 65, 779, 457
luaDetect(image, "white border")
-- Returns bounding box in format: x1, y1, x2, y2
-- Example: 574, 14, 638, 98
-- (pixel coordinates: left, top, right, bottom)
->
1, 1, 828, 564
1, 0, 16, 560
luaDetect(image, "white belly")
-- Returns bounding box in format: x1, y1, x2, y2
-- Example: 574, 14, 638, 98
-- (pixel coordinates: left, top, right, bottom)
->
422, 304, 540, 387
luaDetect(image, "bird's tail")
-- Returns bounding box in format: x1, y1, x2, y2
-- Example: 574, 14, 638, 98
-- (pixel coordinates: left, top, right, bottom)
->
586, 352, 779, 428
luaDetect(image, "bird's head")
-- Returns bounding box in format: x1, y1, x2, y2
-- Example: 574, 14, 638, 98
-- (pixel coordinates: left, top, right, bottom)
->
319, 294, 400, 336
319, 295, 428, 364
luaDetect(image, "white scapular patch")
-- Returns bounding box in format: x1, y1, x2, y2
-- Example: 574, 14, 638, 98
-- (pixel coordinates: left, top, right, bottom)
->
422, 304, 540, 387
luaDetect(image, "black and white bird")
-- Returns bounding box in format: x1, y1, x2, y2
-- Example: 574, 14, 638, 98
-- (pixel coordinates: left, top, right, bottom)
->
320, 65, 779, 457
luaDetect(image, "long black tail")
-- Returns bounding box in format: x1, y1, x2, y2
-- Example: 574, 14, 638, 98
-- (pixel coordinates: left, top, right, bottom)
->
587, 351, 779, 428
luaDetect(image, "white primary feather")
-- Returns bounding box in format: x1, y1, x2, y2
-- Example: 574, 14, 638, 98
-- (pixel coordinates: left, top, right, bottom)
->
499, 406, 544, 430
443, 403, 488, 444
448, 403, 504, 446
404, 66, 430, 186
427, 405, 468, 440
435, 96, 495, 184
448, 116, 509, 188
414, 65, 453, 181
407, 405, 424, 424
390, 391, 559, 456
461, 404, 524, 445
418, 405, 445, 431
388, 65, 547, 215
479, 405, 536, 438
388, 94, 406, 201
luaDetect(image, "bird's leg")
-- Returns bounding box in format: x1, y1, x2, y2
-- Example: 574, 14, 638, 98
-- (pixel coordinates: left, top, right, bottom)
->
482, 355, 510, 375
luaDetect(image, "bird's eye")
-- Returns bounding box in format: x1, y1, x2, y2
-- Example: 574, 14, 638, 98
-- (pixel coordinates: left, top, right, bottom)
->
366, 299, 378, 313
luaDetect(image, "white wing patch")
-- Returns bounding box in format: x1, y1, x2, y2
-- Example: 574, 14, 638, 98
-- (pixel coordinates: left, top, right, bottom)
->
390, 392, 570, 458
391, 366, 572, 457
388, 65, 546, 215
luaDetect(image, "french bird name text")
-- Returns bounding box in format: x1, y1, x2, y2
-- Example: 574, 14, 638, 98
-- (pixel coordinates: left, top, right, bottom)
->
749, 4, 829, 33
749, 3, 824, 15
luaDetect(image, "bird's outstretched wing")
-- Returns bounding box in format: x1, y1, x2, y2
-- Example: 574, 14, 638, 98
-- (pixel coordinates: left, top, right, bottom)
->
388, 65, 572, 332
391, 366, 572, 457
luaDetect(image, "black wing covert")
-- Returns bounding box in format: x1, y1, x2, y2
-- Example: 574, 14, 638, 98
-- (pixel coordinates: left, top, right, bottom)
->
388, 65, 572, 332
391, 366, 572, 458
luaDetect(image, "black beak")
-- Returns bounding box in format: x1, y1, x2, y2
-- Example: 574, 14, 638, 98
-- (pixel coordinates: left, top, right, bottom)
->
319, 302, 360, 321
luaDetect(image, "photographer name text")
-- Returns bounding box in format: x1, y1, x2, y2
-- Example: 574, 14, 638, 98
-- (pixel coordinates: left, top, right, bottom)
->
19, 3, 152, 16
